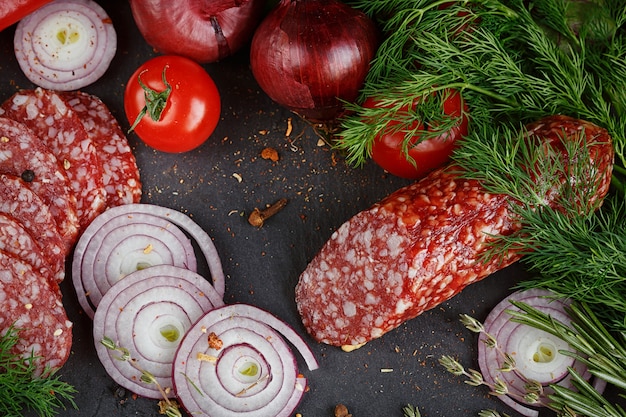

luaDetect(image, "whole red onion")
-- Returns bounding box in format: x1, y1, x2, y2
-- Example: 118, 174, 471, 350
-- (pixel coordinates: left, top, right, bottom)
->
129, 0, 265, 63
250, 0, 379, 121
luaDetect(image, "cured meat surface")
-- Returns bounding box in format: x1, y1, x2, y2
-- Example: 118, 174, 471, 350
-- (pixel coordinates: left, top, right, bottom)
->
1, 88, 107, 230
0, 116, 78, 251
62, 91, 142, 207
0, 174, 65, 282
0, 249, 72, 375
295, 115, 614, 347
0, 212, 60, 284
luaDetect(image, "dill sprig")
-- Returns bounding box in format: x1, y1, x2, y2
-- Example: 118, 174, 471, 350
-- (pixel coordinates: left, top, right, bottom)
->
0, 325, 77, 417
340, 0, 626, 169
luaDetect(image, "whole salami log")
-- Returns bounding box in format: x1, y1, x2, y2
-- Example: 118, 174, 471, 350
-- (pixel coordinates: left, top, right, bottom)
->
0, 249, 72, 375
295, 115, 614, 348
1, 88, 107, 230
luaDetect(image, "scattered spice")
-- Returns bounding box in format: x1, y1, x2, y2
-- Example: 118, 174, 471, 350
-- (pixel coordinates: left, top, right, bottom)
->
207, 332, 223, 350
261, 147, 279, 162
334, 403, 352, 417
248, 198, 288, 227
285, 117, 293, 136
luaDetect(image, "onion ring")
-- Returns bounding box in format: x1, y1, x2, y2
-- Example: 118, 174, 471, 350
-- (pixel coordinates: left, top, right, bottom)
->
93, 264, 224, 399
72, 203, 225, 318
173, 304, 319, 417
13, 0, 117, 91
478, 288, 595, 416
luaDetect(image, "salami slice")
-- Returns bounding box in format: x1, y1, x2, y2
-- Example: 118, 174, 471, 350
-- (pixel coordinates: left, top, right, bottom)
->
0, 174, 66, 283
1, 88, 107, 230
295, 115, 614, 348
0, 249, 72, 375
0, 116, 78, 251
61, 91, 142, 207
0, 212, 61, 284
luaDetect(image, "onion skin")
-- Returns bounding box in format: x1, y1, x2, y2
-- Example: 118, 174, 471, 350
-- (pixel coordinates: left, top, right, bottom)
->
250, 0, 379, 121
129, 0, 265, 63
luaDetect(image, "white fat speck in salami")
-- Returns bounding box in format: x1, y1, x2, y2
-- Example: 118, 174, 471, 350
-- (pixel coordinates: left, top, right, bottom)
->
0, 116, 78, 252
295, 115, 614, 347
0, 174, 65, 282
0, 249, 72, 375
1, 88, 106, 230
61, 91, 142, 206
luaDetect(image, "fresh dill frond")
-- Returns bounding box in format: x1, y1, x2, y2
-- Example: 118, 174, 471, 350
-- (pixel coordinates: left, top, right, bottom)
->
338, 0, 626, 172
0, 325, 77, 417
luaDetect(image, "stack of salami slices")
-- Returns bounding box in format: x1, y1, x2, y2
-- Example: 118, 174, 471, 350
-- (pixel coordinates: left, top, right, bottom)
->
0, 87, 141, 375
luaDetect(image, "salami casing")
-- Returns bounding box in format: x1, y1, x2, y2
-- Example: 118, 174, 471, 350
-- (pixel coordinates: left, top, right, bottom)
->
1, 88, 107, 230
295, 116, 614, 347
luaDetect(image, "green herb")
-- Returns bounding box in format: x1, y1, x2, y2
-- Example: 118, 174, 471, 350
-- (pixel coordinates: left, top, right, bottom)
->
100, 336, 182, 417
0, 325, 77, 417
508, 300, 626, 416
340, 0, 625, 169
402, 403, 422, 417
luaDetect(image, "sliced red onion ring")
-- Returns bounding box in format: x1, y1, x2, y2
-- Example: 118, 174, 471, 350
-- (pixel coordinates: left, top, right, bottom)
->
173, 304, 319, 417
478, 288, 600, 417
14, 0, 116, 91
72, 203, 225, 318
93, 264, 224, 399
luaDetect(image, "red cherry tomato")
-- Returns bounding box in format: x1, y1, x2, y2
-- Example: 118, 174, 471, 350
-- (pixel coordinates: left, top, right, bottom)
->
124, 55, 221, 153
366, 89, 468, 179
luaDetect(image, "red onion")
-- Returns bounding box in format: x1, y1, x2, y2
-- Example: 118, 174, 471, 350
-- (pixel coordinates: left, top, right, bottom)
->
129, 0, 265, 63
72, 203, 225, 319
93, 264, 225, 399
250, 0, 379, 121
13, 0, 117, 91
173, 304, 319, 416
0, 0, 52, 31
478, 289, 601, 417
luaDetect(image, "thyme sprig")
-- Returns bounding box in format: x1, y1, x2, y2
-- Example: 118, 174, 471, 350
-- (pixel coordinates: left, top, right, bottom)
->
440, 315, 547, 407
100, 336, 181, 417
507, 301, 626, 416
0, 325, 77, 417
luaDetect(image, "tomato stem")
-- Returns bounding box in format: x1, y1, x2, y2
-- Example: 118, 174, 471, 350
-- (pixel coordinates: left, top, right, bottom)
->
128, 65, 172, 133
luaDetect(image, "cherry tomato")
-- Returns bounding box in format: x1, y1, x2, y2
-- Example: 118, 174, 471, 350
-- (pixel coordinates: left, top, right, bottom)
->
124, 55, 221, 153
366, 89, 468, 179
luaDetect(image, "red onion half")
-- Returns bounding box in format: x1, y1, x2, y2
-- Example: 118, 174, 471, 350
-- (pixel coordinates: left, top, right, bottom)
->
478, 288, 602, 417
173, 304, 319, 417
93, 264, 225, 399
250, 0, 379, 121
72, 203, 225, 319
13, 0, 117, 91
129, 0, 265, 63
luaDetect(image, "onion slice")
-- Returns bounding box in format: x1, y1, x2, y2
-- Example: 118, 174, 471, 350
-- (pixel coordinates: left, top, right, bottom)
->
93, 264, 225, 399
13, 0, 117, 91
173, 304, 319, 417
72, 203, 225, 318
478, 288, 596, 417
